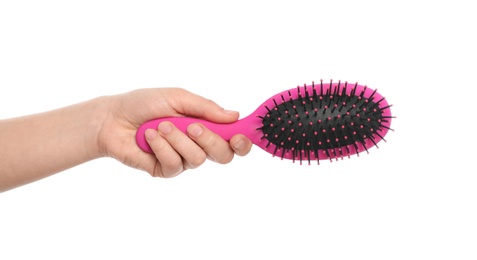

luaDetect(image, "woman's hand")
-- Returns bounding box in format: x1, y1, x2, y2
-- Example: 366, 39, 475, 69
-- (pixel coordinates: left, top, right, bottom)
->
0, 87, 252, 192
98, 88, 253, 178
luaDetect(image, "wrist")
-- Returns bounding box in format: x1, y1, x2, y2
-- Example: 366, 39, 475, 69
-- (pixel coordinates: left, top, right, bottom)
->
85, 95, 114, 160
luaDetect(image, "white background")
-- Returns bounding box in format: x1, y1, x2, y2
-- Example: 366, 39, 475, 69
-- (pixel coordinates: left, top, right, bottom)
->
1, 1, 476, 259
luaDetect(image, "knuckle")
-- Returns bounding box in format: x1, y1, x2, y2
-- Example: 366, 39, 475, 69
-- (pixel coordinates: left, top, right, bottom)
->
202, 134, 218, 148
161, 160, 183, 177
188, 152, 207, 168
170, 87, 187, 94
217, 152, 234, 164
151, 138, 169, 153
205, 98, 217, 107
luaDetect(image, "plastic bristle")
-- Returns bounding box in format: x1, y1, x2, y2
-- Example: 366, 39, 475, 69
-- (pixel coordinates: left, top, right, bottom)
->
258, 80, 393, 163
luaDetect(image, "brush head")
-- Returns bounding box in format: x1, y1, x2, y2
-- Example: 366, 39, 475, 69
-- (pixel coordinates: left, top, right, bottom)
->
256, 80, 393, 164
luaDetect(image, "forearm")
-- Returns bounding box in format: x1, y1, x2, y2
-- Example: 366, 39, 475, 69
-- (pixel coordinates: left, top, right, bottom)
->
0, 97, 109, 192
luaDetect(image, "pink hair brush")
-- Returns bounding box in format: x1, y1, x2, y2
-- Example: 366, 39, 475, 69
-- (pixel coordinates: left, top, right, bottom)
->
136, 80, 393, 164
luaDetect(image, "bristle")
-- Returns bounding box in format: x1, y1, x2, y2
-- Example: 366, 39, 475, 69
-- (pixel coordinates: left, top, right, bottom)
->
312, 81, 318, 100
320, 79, 324, 96
272, 99, 280, 113
258, 80, 393, 163
368, 88, 377, 101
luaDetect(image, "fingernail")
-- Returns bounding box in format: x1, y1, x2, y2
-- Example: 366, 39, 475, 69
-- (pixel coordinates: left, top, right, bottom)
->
223, 109, 239, 115
232, 139, 245, 150
188, 124, 203, 138
158, 122, 172, 135
145, 129, 157, 140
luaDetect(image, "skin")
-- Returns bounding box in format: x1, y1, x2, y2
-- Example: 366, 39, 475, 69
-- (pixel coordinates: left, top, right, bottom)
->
0, 88, 253, 192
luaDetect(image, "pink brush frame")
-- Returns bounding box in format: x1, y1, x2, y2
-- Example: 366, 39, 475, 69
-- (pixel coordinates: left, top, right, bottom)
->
136, 83, 392, 162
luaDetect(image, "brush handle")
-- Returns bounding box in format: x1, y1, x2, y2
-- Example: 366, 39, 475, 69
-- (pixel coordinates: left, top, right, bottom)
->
136, 116, 258, 153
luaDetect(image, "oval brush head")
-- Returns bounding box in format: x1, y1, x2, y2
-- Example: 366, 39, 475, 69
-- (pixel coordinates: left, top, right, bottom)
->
136, 80, 394, 164
258, 80, 393, 164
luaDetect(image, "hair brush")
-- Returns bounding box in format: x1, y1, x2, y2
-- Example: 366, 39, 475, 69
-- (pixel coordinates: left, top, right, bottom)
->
136, 80, 393, 164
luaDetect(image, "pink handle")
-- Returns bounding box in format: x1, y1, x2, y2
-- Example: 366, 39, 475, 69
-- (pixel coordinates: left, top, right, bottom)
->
135, 116, 259, 153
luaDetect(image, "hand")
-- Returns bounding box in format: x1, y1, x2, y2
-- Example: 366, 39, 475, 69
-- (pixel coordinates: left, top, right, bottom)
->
98, 88, 253, 178
0, 87, 251, 192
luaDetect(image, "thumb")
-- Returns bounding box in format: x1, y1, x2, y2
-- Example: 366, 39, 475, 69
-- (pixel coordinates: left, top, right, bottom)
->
175, 89, 240, 123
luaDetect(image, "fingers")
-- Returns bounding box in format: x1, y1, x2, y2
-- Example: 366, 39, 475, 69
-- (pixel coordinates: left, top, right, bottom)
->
144, 128, 184, 178
145, 122, 207, 178
156, 122, 207, 169
187, 123, 235, 164
187, 124, 253, 162
229, 134, 253, 157
145, 121, 253, 178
